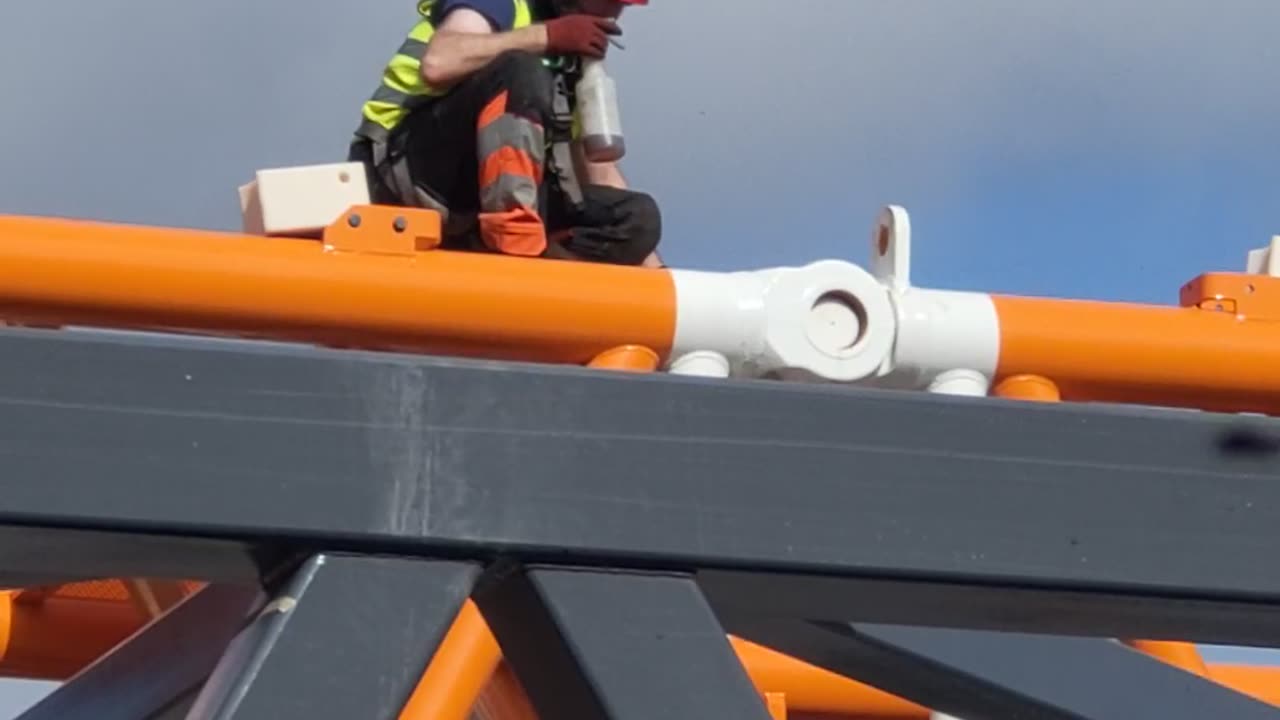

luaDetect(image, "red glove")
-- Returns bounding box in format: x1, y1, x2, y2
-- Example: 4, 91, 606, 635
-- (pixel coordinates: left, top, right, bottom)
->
544, 14, 621, 58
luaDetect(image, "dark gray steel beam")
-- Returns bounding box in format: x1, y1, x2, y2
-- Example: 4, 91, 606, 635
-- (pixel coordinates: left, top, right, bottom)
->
0, 525, 289, 587
697, 570, 1280, 647
186, 554, 479, 720
17, 583, 263, 720
0, 328, 1278, 643
473, 564, 772, 720
149, 693, 200, 720
727, 619, 1280, 720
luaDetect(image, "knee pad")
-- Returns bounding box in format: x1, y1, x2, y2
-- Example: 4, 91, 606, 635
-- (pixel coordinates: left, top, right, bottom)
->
621, 191, 662, 262
562, 191, 661, 266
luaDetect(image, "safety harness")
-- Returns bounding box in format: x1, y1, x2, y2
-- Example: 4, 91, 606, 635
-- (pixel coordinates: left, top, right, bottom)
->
546, 62, 586, 208
539, 0, 588, 208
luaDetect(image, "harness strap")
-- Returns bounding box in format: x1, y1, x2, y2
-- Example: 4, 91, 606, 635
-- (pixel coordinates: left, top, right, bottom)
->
547, 71, 585, 208
360, 123, 454, 225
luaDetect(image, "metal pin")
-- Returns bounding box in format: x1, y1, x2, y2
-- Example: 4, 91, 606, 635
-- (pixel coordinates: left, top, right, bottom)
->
609, 37, 626, 50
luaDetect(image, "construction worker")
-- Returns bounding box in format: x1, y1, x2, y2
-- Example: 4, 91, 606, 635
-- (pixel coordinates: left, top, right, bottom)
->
349, 0, 663, 267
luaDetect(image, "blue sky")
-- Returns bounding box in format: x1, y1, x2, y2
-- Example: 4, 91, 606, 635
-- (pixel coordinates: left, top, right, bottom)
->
1, 0, 1280, 714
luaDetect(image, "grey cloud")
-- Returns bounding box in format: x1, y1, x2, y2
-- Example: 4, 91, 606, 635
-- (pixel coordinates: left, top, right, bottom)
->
614, 2, 1280, 259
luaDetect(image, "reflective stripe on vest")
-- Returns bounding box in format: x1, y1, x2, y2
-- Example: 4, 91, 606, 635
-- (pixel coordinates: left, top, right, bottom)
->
358, 0, 534, 139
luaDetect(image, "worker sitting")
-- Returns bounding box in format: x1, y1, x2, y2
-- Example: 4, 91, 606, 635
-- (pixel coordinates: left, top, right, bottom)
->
348, 0, 663, 267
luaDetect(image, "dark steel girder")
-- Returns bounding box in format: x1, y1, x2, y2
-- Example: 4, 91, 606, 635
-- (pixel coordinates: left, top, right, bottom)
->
0, 327, 1275, 646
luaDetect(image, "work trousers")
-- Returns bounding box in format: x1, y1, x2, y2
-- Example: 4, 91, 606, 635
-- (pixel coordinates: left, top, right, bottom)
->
350, 51, 661, 266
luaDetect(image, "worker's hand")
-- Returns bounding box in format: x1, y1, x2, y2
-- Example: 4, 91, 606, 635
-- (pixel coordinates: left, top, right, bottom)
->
544, 14, 621, 59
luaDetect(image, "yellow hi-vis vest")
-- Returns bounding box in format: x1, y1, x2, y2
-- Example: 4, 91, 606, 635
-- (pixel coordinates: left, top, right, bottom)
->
358, 0, 535, 140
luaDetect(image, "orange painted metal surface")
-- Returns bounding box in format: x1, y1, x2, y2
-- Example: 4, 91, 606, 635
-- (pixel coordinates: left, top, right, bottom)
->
0, 214, 677, 365
729, 636, 927, 717
324, 205, 443, 255
992, 293, 1280, 413
1211, 665, 1280, 706
1179, 272, 1280, 322
0, 579, 203, 680
123, 579, 196, 620
764, 691, 788, 719
471, 664, 540, 720
1129, 640, 1210, 677
399, 600, 502, 720
0, 589, 146, 680
993, 374, 1060, 402
588, 344, 661, 372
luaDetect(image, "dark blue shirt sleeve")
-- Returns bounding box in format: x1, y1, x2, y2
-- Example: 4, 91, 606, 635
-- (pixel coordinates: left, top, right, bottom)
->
436, 0, 516, 32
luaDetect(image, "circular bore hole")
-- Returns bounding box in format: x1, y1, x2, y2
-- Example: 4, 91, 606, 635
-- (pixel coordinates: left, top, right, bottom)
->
806, 291, 867, 356
338, 171, 351, 183
1246, 283, 1256, 294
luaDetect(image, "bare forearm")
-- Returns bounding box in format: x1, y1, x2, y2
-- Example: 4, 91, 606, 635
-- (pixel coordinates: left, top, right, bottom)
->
421, 25, 547, 87
585, 160, 627, 188
572, 143, 628, 189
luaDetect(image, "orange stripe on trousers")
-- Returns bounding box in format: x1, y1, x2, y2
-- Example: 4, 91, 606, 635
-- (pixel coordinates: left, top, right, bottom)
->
477, 90, 509, 131
475, 90, 546, 256
479, 146, 543, 190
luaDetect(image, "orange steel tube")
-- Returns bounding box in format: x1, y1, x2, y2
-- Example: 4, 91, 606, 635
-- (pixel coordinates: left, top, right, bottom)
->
729, 636, 927, 717
993, 374, 1060, 402
1210, 665, 1280, 706
0, 593, 11, 668
399, 600, 502, 720
472, 664, 540, 720
1128, 640, 1210, 677
588, 344, 661, 372
764, 692, 787, 719
0, 591, 145, 680
993, 295, 1280, 413
0, 215, 676, 365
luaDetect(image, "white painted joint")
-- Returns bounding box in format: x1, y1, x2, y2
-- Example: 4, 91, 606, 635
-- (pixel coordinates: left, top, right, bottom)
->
870, 204, 912, 292
668, 351, 731, 378
671, 261, 897, 383
888, 287, 1000, 390
928, 368, 990, 397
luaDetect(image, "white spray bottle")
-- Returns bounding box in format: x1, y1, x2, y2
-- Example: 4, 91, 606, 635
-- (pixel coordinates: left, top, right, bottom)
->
575, 57, 626, 163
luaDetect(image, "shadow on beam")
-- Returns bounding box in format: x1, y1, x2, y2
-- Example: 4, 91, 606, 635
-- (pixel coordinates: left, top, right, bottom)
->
474, 564, 773, 720
699, 570, 1280, 649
